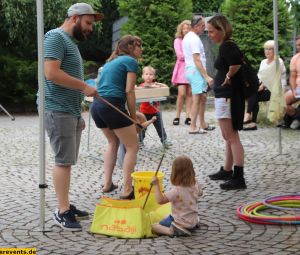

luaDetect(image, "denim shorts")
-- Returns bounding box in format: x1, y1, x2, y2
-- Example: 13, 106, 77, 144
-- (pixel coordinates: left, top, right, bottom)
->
185, 66, 207, 95
45, 111, 84, 166
91, 97, 133, 129
159, 214, 174, 227
215, 98, 231, 119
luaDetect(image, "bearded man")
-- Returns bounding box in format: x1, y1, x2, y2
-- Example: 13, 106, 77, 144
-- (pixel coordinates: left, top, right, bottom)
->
41, 3, 102, 231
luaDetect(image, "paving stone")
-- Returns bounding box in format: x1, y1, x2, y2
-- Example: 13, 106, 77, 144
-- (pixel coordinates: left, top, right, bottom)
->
0, 109, 300, 254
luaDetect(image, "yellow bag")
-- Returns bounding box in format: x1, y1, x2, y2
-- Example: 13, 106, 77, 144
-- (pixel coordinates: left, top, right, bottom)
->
90, 195, 171, 238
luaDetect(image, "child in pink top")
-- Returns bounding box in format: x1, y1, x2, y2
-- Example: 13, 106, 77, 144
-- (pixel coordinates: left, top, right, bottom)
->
151, 155, 203, 236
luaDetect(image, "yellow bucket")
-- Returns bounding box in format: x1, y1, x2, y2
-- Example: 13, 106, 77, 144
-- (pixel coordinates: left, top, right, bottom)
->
131, 171, 164, 199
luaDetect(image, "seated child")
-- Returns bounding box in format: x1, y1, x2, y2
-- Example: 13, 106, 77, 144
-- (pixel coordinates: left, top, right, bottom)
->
136, 66, 172, 148
151, 155, 203, 237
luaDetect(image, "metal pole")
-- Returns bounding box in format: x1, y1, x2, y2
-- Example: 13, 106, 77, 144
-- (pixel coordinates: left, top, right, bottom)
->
273, 0, 278, 59
36, 0, 46, 231
278, 124, 282, 154
87, 105, 91, 152
0, 104, 15, 121
293, 27, 297, 56
273, 0, 282, 155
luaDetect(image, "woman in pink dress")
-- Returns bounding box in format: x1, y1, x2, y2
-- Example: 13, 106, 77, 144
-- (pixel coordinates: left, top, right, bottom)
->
171, 20, 192, 125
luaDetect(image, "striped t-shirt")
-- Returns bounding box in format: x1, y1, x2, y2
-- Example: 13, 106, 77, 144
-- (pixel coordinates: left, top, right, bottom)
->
43, 28, 84, 117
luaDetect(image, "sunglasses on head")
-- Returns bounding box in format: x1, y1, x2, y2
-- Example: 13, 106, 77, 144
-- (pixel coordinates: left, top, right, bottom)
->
192, 16, 203, 26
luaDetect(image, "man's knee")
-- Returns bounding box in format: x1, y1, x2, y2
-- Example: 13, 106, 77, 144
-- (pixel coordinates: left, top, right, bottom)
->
199, 93, 207, 102
286, 106, 296, 116
285, 91, 296, 105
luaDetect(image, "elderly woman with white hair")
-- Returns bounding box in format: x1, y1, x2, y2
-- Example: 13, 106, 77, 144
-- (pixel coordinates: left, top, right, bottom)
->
243, 40, 287, 130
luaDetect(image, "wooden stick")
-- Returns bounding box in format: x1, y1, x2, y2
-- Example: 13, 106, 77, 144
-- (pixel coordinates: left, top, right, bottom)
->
142, 153, 165, 209
95, 95, 143, 129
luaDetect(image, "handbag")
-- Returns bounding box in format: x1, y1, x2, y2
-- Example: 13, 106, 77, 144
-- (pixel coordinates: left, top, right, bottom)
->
240, 57, 260, 98
227, 40, 260, 98
90, 195, 171, 238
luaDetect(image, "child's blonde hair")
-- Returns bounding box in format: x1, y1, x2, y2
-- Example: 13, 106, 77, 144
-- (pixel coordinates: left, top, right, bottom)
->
142, 65, 156, 75
170, 155, 196, 187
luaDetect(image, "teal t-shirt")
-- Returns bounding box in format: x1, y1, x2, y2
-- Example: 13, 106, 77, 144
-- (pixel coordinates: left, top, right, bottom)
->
43, 28, 84, 117
98, 55, 138, 99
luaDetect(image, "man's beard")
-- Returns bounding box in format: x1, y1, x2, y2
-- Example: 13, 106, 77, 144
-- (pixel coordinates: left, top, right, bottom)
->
73, 22, 87, 41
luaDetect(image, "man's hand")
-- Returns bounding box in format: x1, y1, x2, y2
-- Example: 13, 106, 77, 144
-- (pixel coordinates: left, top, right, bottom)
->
83, 85, 98, 97
206, 76, 214, 87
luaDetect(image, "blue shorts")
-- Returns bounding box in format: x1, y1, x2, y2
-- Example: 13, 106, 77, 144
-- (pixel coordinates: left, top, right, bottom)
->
91, 97, 133, 129
185, 66, 207, 94
159, 215, 174, 227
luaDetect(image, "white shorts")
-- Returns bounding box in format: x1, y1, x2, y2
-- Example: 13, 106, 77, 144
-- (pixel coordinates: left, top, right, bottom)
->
215, 98, 231, 119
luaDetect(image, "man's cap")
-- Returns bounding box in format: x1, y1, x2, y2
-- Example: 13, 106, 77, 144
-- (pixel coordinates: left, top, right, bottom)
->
67, 3, 104, 21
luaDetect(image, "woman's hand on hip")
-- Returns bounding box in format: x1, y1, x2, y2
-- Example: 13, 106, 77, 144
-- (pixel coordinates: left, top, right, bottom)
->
221, 77, 231, 86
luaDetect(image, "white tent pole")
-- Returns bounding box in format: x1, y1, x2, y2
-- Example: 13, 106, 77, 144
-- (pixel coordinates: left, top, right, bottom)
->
36, 0, 46, 231
273, 0, 282, 155
293, 28, 297, 56
273, 0, 279, 58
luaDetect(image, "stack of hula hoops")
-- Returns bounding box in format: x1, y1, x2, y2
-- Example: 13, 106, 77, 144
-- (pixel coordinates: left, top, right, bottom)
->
237, 194, 300, 225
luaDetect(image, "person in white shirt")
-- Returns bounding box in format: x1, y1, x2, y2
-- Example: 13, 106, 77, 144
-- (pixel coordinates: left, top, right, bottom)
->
183, 15, 214, 134
243, 40, 287, 130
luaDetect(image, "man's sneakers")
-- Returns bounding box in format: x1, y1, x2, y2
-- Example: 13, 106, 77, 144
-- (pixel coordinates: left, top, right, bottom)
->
171, 222, 191, 237
70, 204, 89, 220
53, 209, 82, 231
53, 204, 89, 231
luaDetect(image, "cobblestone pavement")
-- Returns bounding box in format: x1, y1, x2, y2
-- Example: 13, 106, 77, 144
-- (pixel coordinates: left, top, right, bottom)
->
0, 108, 300, 255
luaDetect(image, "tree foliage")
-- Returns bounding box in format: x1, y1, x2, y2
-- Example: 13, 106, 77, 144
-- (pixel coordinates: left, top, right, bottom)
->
192, 0, 223, 14
117, 0, 192, 85
288, 0, 300, 54
0, 55, 37, 108
221, 0, 292, 70
0, 0, 102, 60
79, 0, 120, 63
0, 0, 104, 110
288, 0, 300, 31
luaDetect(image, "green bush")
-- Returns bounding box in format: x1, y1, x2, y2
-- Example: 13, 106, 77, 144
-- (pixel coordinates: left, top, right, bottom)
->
117, 0, 193, 88
84, 60, 99, 80
222, 0, 292, 71
0, 55, 38, 110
